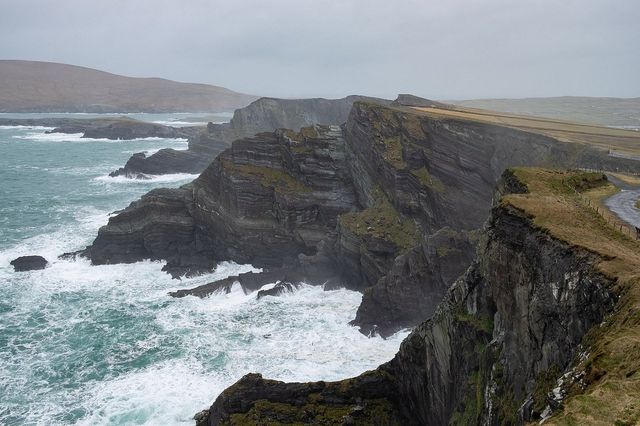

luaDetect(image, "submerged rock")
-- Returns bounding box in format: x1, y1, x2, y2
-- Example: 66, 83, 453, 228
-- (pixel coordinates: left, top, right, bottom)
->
169, 266, 329, 299
256, 282, 300, 299
10, 255, 48, 271
58, 250, 83, 260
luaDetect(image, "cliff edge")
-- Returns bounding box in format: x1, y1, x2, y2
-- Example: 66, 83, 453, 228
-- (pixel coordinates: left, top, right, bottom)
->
87, 101, 640, 339
198, 168, 640, 425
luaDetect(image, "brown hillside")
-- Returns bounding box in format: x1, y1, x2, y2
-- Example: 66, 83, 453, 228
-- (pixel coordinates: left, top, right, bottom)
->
0, 60, 258, 113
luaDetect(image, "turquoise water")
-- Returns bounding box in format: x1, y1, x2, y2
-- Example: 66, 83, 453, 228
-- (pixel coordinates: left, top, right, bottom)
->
0, 117, 407, 425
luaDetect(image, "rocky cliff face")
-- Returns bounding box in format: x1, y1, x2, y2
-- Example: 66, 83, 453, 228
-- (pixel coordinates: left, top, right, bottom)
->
111, 96, 389, 178
88, 101, 640, 333
352, 227, 477, 337
89, 124, 359, 277
83, 100, 640, 423
198, 169, 622, 425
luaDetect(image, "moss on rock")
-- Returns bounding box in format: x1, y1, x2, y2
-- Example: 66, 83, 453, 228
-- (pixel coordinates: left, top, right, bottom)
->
339, 190, 419, 251
411, 167, 445, 192
381, 136, 406, 169
222, 159, 311, 194
226, 398, 399, 426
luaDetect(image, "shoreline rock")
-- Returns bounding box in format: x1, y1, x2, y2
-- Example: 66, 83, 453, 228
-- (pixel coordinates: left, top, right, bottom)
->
10, 255, 48, 271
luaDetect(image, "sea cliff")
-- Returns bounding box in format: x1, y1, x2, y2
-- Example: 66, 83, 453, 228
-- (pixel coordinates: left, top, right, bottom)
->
81, 100, 640, 424
198, 169, 640, 425
86, 101, 639, 336
110, 96, 389, 178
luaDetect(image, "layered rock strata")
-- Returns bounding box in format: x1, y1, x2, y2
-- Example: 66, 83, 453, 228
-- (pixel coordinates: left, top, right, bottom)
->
197, 169, 626, 425
88, 124, 358, 278
87, 101, 640, 335
110, 96, 390, 177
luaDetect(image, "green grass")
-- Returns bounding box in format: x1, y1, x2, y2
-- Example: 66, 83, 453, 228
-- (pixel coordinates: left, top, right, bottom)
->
282, 126, 321, 143
222, 160, 311, 194
339, 189, 419, 251
499, 168, 640, 426
382, 136, 406, 169
532, 366, 561, 413
411, 167, 445, 192
225, 397, 400, 426
564, 172, 608, 192
455, 309, 494, 334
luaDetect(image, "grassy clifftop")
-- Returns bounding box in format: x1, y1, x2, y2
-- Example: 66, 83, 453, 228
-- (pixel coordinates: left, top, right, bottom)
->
503, 168, 640, 425
449, 97, 640, 128
411, 104, 640, 158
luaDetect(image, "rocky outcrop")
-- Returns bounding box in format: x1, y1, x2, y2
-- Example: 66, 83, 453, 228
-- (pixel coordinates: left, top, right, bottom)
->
89, 124, 359, 278
10, 255, 48, 271
87, 101, 640, 328
392, 94, 449, 108
199, 371, 402, 426
256, 282, 300, 299
60, 120, 195, 140
352, 228, 477, 337
85, 187, 201, 271
198, 169, 621, 425
110, 96, 390, 177
225, 96, 388, 138
109, 127, 229, 176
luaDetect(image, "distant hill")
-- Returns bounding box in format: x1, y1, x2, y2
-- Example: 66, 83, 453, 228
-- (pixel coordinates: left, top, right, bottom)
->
448, 96, 640, 128
0, 60, 258, 113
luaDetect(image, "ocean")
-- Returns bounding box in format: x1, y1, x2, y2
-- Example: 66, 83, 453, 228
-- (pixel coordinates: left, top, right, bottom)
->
0, 114, 408, 425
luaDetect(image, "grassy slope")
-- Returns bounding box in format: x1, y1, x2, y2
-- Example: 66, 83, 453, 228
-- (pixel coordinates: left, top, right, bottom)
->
448, 97, 640, 128
411, 105, 640, 157
503, 168, 640, 425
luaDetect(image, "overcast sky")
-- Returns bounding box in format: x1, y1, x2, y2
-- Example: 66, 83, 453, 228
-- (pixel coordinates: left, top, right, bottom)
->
1, 0, 638, 99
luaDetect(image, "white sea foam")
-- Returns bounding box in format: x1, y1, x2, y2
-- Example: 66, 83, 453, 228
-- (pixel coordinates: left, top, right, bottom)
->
0, 121, 408, 425
12, 131, 188, 143
141, 144, 189, 155
0, 125, 55, 130
0, 236, 407, 426
93, 173, 199, 184
121, 142, 189, 156
13, 132, 104, 142
609, 125, 640, 131
152, 120, 209, 127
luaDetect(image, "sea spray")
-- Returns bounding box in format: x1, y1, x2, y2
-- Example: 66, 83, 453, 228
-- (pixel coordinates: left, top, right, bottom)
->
0, 117, 408, 425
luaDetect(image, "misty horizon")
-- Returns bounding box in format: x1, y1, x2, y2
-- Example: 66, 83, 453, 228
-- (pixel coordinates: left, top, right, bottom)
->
1, 0, 639, 100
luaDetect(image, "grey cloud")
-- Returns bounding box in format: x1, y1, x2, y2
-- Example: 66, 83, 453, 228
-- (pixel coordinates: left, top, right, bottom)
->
1, 0, 638, 99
